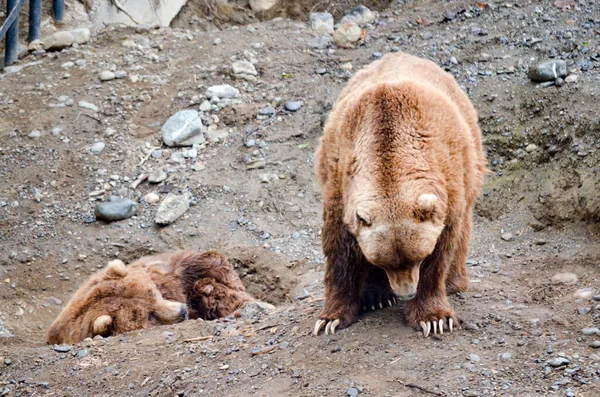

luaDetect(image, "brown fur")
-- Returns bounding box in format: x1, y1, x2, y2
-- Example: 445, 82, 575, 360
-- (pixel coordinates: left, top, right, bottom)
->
315, 52, 487, 331
46, 251, 253, 344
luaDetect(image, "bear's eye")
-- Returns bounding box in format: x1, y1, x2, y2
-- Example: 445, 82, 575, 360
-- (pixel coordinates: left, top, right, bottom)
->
356, 213, 371, 227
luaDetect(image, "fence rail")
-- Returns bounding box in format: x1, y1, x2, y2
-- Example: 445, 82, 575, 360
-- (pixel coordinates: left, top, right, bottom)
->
1, 0, 65, 67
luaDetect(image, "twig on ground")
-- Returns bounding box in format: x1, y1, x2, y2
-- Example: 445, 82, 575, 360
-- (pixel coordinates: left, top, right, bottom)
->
138, 147, 161, 166
183, 335, 213, 343
245, 104, 285, 138
390, 379, 445, 396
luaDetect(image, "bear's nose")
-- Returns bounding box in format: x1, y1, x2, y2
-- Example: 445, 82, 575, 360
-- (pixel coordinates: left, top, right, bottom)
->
179, 304, 189, 321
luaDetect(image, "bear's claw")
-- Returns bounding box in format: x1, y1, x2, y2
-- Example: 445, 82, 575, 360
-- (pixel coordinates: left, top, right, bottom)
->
313, 319, 340, 336
419, 318, 454, 337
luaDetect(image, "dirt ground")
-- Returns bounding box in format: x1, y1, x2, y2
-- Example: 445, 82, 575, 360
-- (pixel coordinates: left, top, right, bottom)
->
1, 0, 600, 396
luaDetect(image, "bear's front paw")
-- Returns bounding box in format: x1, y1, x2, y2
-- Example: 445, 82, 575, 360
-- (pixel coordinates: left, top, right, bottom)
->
405, 299, 457, 338
313, 305, 359, 336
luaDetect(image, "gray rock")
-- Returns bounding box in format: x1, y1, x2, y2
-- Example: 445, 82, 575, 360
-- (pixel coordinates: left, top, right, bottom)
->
590, 341, 600, 348
245, 139, 256, 147
310, 12, 334, 35
205, 85, 239, 99
148, 169, 167, 184
259, 106, 275, 116
79, 101, 99, 112
47, 297, 62, 305
43, 31, 74, 50
232, 61, 257, 76
199, 100, 212, 112
528, 60, 567, 82
239, 301, 275, 318
28, 130, 42, 139
284, 101, 302, 112
565, 74, 578, 83
99, 71, 116, 81
500, 352, 512, 360
309, 35, 331, 50
94, 199, 138, 222
468, 353, 480, 362
246, 158, 266, 169
115, 71, 127, 79
53, 344, 72, 353
582, 327, 600, 336
182, 149, 197, 159
551, 272, 578, 285
547, 357, 570, 367
144, 192, 160, 204
204, 129, 229, 143
0, 319, 13, 338
501, 232, 514, 241
333, 22, 362, 48
339, 5, 374, 26
347, 388, 359, 397
315, 68, 327, 75
161, 110, 205, 147
88, 142, 106, 154
151, 150, 163, 159
155, 193, 189, 225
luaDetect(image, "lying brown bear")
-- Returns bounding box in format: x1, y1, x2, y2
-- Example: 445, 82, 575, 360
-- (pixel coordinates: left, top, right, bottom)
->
314, 52, 487, 337
46, 251, 253, 344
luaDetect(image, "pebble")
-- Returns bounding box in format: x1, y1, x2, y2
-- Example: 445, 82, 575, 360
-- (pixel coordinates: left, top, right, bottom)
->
155, 193, 189, 225
79, 101, 99, 112
204, 129, 229, 143
258, 106, 275, 116
144, 193, 160, 204
53, 345, 72, 353
347, 388, 359, 397
309, 35, 331, 50
94, 199, 138, 222
500, 352, 512, 360
28, 130, 42, 139
182, 149, 197, 159
205, 84, 239, 99
501, 232, 514, 241
525, 144, 538, 153
246, 159, 266, 170
47, 297, 62, 305
450, 56, 459, 65
551, 272, 578, 285
232, 61, 257, 76
339, 5, 374, 26
61, 61, 74, 68
199, 100, 212, 112
151, 150, 163, 159
590, 341, 600, 348
99, 71, 116, 81
88, 142, 106, 154
239, 301, 275, 318
148, 169, 167, 183
245, 139, 256, 147
574, 288, 594, 300
161, 110, 205, 147
249, 0, 277, 12
284, 101, 302, 112
528, 60, 567, 82
581, 327, 599, 336
565, 74, 578, 83
310, 12, 334, 35
51, 127, 62, 136
315, 68, 327, 75
468, 353, 480, 362
115, 71, 127, 79
333, 22, 362, 48
547, 357, 570, 367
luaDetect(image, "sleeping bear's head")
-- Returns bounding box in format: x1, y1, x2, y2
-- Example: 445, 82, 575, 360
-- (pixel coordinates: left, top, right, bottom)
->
46, 259, 188, 345
346, 184, 447, 300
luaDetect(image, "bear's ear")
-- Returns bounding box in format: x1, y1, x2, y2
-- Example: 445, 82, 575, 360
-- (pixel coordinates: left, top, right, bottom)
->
415, 193, 438, 221
199, 284, 214, 295
93, 314, 113, 336
105, 259, 127, 278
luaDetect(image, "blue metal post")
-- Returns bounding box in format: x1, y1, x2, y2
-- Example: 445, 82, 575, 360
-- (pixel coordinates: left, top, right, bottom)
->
28, 0, 42, 42
5, 0, 19, 66
53, 0, 65, 25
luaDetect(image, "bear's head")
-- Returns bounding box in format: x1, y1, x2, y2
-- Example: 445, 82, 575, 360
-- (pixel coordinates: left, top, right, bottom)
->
345, 180, 447, 300
46, 259, 188, 344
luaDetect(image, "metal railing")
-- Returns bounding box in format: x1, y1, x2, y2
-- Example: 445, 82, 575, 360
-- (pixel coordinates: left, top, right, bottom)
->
1, 0, 65, 67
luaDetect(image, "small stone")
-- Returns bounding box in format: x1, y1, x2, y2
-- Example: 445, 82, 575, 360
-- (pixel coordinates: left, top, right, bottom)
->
501, 352, 512, 360
94, 199, 138, 222
199, 100, 212, 112
77, 349, 90, 358
99, 71, 116, 81
53, 345, 72, 353
581, 327, 600, 336
239, 301, 275, 318
309, 35, 331, 50
155, 193, 189, 225
249, 0, 277, 12
528, 60, 567, 82
525, 144, 538, 153
551, 273, 578, 285
79, 101, 99, 112
148, 169, 167, 184
151, 150, 163, 159
590, 341, 600, 348
284, 101, 302, 112
115, 71, 127, 79
246, 159, 266, 170
339, 5, 374, 26
51, 127, 63, 136
315, 68, 327, 75
61, 61, 74, 68
144, 193, 160, 204
547, 357, 570, 367
574, 288, 594, 300
258, 106, 275, 116
564, 74, 578, 83
501, 232, 513, 241
43, 31, 74, 50
310, 12, 334, 35
245, 139, 256, 147
192, 162, 205, 172
232, 61, 257, 76
88, 142, 106, 154
161, 110, 205, 147
333, 22, 362, 48
554, 77, 564, 87
182, 149, 197, 159
347, 388, 359, 397
205, 85, 239, 99
450, 56, 459, 65
28, 130, 42, 139
204, 129, 229, 143
47, 297, 62, 305
469, 353, 480, 362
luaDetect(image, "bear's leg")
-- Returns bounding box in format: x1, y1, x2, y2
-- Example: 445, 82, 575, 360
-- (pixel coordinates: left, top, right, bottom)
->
360, 265, 397, 312
404, 225, 458, 337
446, 212, 471, 294
314, 201, 367, 336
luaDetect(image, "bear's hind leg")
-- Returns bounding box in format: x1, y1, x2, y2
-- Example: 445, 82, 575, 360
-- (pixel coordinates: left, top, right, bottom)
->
360, 265, 397, 312
314, 201, 367, 336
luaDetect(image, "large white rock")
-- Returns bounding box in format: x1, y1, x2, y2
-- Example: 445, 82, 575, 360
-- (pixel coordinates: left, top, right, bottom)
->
232, 61, 257, 76
161, 110, 205, 147
90, 0, 188, 28
70, 28, 91, 45
42, 31, 74, 50
205, 84, 240, 99
250, 0, 278, 12
310, 12, 334, 35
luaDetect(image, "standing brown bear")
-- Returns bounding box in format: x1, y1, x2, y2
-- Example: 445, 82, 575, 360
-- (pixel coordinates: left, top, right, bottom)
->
313, 52, 487, 337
